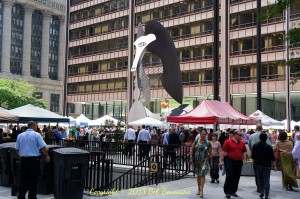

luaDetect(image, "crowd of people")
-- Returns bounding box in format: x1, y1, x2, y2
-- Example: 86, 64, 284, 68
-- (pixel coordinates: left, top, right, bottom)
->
122, 123, 300, 199
1, 121, 300, 199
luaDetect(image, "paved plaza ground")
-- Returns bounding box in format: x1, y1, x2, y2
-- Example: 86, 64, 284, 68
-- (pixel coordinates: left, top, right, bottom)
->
0, 171, 298, 199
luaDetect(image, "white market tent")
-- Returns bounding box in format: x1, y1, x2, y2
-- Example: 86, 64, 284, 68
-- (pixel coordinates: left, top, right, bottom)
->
67, 116, 76, 125
128, 117, 163, 127
89, 115, 119, 126
249, 110, 284, 127
279, 119, 298, 130
75, 114, 91, 126
9, 104, 69, 123
0, 107, 19, 122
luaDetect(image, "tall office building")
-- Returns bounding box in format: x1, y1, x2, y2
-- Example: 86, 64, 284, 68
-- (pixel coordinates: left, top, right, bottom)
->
67, 0, 300, 122
0, 0, 66, 114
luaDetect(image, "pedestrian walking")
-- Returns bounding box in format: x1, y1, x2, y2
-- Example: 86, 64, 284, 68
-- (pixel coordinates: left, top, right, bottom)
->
16, 121, 50, 199
137, 125, 151, 160
220, 129, 247, 198
123, 125, 136, 158
249, 123, 272, 193
190, 129, 212, 198
209, 133, 221, 184
294, 125, 300, 146
274, 132, 298, 191
292, 133, 300, 178
167, 127, 180, 166
252, 133, 277, 199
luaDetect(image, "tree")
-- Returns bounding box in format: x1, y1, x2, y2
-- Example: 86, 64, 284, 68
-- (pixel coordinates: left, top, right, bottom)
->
262, 0, 300, 82
0, 78, 47, 109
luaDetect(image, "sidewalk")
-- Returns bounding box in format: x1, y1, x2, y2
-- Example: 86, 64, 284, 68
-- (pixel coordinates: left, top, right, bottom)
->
0, 171, 298, 199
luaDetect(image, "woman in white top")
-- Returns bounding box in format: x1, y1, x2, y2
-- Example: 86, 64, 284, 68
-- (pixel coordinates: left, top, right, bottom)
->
209, 133, 221, 183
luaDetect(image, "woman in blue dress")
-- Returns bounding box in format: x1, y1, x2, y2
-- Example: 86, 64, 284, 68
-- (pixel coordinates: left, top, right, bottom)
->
190, 129, 213, 198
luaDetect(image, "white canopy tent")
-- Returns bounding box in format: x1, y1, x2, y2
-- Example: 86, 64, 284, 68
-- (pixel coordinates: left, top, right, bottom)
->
67, 116, 76, 125
249, 110, 284, 127
89, 115, 119, 126
9, 104, 69, 123
75, 114, 91, 126
128, 117, 163, 127
277, 119, 298, 130
0, 107, 19, 122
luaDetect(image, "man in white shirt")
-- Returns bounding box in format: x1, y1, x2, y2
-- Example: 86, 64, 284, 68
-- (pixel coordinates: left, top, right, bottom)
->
292, 133, 300, 170
137, 125, 151, 160
124, 125, 136, 158
294, 125, 300, 146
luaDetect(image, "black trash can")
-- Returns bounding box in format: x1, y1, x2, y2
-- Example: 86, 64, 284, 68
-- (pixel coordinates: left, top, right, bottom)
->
9, 147, 21, 196
0, 142, 16, 187
53, 147, 89, 199
37, 145, 63, 195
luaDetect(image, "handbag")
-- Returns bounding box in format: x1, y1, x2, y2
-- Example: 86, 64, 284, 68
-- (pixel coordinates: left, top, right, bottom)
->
275, 148, 280, 160
294, 161, 300, 179
275, 146, 280, 161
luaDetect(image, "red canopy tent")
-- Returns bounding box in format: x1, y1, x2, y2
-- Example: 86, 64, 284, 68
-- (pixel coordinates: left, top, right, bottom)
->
167, 100, 259, 125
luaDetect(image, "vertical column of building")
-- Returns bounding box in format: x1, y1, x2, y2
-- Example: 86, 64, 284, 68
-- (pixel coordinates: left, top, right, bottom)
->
1, 0, 14, 73
40, 11, 51, 78
22, 4, 34, 76
58, 16, 66, 81
221, 0, 229, 102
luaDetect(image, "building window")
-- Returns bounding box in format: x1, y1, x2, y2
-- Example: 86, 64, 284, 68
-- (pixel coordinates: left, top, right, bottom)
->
49, 16, 60, 80
50, 94, 59, 112
69, 103, 75, 113
31, 10, 43, 78
10, 3, 24, 75
33, 92, 43, 99
240, 66, 251, 81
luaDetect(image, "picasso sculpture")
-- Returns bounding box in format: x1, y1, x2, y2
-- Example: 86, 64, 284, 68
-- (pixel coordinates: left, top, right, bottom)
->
128, 20, 183, 123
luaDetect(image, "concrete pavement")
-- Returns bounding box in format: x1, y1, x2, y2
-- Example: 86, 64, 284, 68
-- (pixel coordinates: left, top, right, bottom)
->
0, 171, 298, 199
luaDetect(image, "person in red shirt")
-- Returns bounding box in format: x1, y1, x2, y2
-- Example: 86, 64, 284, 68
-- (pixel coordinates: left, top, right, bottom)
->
219, 130, 247, 199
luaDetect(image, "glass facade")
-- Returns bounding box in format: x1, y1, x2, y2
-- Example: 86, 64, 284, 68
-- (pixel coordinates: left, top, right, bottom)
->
231, 93, 300, 121
81, 101, 127, 122
10, 3, 24, 75
49, 15, 59, 80
30, 10, 43, 77
67, 0, 300, 122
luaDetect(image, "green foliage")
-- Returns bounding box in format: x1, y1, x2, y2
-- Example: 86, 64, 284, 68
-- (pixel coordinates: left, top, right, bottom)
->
261, 0, 300, 83
260, 0, 295, 20
0, 78, 47, 109
287, 28, 300, 48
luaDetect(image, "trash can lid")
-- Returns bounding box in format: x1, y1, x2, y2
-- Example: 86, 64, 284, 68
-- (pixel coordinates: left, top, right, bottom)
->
0, 142, 16, 149
53, 147, 89, 154
46, 145, 63, 149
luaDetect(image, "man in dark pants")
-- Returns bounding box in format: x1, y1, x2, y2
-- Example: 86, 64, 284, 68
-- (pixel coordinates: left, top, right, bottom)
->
137, 125, 151, 160
220, 130, 247, 198
167, 127, 180, 166
123, 125, 136, 158
249, 123, 272, 193
16, 121, 50, 199
252, 133, 277, 199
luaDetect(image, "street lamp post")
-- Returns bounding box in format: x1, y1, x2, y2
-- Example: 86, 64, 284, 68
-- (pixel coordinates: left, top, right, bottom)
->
285, 6, 291, 132
213, 0, 219, 101
63, 0, 70, 116
127, 0, 135, 124
256, 0, 262, 111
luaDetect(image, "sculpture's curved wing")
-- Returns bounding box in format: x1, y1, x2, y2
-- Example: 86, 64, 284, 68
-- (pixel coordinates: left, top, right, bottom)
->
145, 20, 183, 104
